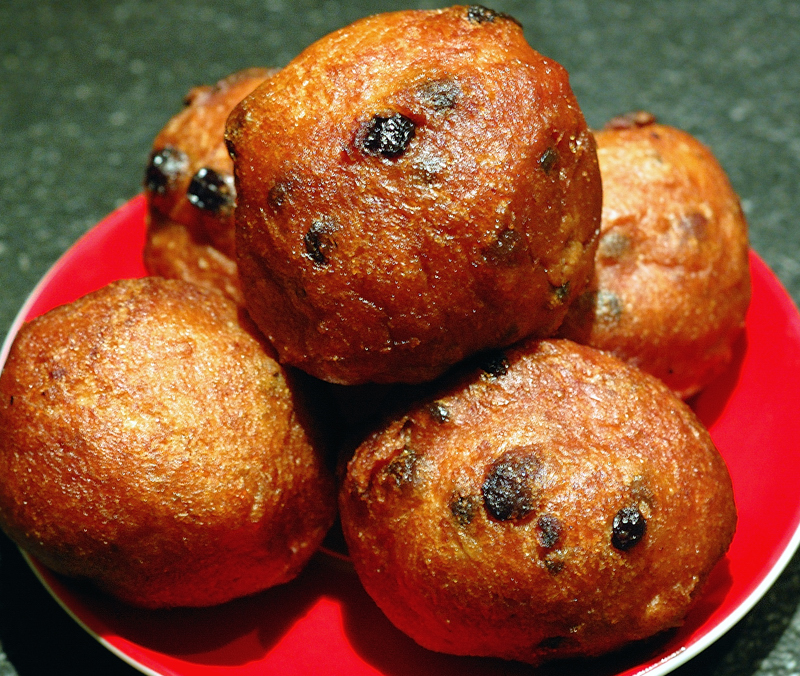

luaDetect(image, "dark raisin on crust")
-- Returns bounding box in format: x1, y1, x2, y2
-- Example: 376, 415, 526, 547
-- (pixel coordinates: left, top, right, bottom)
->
144, 147, 189, 195
679, 212, 709, 239
539, 147, 559, 174
426, 401, 451, 423
267, 181, 291, 211
466, 5, 521, 26
361, 113, 416, 158
484, 228, 526, 265
482, 448, 541, 521
551, 282, 570, 305
479, 351, 509, 378
544, 554, 565, 574
537, 514, 562, 548
187, 167, 235, 212
304, 217, 339, 265
611, 506, 647, 551
450, 493, 479, 526
597, 230, 631, 260
594, 289, 624, 324
383, 446, 419, 488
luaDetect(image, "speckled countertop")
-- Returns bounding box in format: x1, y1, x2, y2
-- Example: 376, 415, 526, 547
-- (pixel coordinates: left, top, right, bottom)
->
1, 1, 799, 674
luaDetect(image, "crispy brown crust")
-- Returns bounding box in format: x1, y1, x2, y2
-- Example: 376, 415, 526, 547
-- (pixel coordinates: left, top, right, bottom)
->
144, 211, 244, 304
0, 277, 336, 608
559, 115, 751, 398
340, 338, 736, 663
143, 68, 277, 301
227, 6, 601, 385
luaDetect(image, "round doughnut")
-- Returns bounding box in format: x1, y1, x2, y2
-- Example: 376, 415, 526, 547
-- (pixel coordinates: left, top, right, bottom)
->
558, 112, 751, 398
226, 6, 601, 385
143, 67, 277, 303
0, 277, 336, 609
339, 337, 736, 664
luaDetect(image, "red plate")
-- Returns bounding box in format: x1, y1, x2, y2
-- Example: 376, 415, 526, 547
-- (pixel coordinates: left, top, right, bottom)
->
3, 195, 800, 676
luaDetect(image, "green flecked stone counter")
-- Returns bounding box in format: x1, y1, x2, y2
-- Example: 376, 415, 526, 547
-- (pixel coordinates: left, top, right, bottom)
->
1, 1, 799, 674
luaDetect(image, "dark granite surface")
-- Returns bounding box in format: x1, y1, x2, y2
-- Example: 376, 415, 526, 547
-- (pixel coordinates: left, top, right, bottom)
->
1, 1, 799, 674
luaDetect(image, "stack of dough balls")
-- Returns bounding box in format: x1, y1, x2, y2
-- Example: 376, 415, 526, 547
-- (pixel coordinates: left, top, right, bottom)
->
0, 3, 742, 667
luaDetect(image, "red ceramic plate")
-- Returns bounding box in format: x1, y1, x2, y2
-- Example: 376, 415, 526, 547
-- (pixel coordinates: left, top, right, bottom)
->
3, 195, 800, 676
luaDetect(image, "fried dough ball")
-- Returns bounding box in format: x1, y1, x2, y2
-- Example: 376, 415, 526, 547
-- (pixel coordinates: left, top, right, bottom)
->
143, 68, 277, 303
558, 112, 751, 398
339, 338, 736, 664
227, 6, 601, 385
0, 277, 336, 609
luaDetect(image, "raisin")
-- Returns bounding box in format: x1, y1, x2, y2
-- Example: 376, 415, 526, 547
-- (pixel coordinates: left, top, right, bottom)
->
144, 147, 188, 195
597, 231, 630, 260
466, 5, 521, 26
485, 228, 526, 265
611, 506, 647, 551
383, 446, 418, 488
187, 168, 235, 213
426, 401, 451, 423
268, 181, 291, 210
551, 282, 570, 304
537, 514, 562, 549
679, 212, 709, 240
362, 113, 415, 158
544, 555, 564, 575
304, 217, 338, 265
595, 289, 623, 324
224, 137, 236, 160
482, 449, 541, 521
538, 636, 565, 650
480, 351, 509, 378
467, 5, 496, 23
450, 494, 479, 526
540, 147, 558, 174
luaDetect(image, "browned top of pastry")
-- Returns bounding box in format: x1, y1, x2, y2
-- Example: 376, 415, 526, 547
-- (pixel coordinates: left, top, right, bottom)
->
227, 6, 601, 385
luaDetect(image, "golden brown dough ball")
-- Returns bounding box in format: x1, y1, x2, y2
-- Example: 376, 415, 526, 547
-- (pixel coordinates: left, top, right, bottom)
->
0, 277, 336, 609
558, 112, 751, 398
339, 338, 736, 664
143, 68, 277, 303
226, 6, 601, 385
